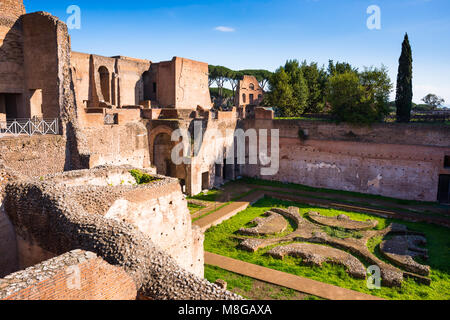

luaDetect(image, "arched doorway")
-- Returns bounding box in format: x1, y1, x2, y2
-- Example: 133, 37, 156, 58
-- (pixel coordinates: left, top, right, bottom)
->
98, 66, 110, 103
153, 132, 173, 176
142, 71, 153, 101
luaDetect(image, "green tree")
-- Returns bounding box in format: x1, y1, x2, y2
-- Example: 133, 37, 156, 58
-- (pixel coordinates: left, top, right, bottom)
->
327, 60, 358, 76
327, 67, 392, 124
360, 66, 393, 111
300, 61, 327, 113
228, 70, 243, 96
284, 60, 309, 115
267, 67, 295, 116
395, 33, 413, 123
209, 65, 233, 98
422, 94, 445, 109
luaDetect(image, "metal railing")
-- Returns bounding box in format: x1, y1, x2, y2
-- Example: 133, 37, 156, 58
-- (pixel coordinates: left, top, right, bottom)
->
0, 118, 59, 137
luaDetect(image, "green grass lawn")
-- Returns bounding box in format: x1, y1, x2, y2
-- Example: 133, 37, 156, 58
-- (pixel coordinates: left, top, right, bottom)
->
188, 203, 204, 215
188, 189, 222, 202
204, 196, 450, 300
205, 265, 321, 300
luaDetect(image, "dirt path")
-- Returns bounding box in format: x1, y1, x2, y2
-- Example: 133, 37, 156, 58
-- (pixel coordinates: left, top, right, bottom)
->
243, 183, 449, 216
205, 252, 383, 301
193, 191, 265, 232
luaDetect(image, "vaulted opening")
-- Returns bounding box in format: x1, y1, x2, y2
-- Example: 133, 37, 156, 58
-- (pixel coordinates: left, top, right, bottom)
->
438, 175, 450, 204
98, 66, 111, 103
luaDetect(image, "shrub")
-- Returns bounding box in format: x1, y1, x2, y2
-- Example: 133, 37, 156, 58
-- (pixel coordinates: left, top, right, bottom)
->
130, 169, 158, 185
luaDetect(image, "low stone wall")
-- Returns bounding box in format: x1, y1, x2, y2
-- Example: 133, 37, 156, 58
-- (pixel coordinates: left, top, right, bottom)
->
83, 122, 150, 169
0, 135, 66, 178
2, 166, 239, 300
0, 250, 137, 300
242, 120, 450, 202
0, 202, 17, 278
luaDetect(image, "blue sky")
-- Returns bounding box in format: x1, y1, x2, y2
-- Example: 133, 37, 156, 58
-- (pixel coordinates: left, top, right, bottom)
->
24, 0, 450, 105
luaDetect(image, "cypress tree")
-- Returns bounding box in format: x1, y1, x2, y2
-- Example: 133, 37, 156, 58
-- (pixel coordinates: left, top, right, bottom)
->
395, 33, 413, 123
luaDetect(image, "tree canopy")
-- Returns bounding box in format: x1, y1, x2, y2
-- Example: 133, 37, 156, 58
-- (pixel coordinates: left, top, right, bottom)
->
422, 94, 445, 109
327, 66, 392, 124
395, 33, 413, 123
208, 65, 272, 98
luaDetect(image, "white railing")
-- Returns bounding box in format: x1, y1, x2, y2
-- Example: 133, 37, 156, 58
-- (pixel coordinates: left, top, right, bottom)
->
0, 118, 59, 137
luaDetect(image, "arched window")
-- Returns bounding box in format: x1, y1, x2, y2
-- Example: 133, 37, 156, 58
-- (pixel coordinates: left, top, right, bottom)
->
242, 94, 246, 104
249, 83, 255, 90
142, 71, 152, 101
98, 66, 110, 103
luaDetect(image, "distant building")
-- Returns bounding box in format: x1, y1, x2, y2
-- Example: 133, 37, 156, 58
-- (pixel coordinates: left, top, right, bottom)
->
235, 75, 264, 107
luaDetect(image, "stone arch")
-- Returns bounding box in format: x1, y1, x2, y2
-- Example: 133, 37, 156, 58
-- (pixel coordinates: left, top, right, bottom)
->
148, 125, 187, 180
142, 71, 152, 101
98, 66, 110, 103
153, 132, 173, 176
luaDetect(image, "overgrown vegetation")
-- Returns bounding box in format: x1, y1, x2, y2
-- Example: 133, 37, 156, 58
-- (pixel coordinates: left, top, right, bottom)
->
204, 197, 450, 300
129, 169, 159, 185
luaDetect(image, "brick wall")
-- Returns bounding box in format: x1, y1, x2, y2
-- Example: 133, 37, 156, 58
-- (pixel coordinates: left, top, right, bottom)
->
0, 250, 137, 300
0, 0, 25, 94
242, 120, 450, 202
0, 0, 26, 19
0, 135, 66, 177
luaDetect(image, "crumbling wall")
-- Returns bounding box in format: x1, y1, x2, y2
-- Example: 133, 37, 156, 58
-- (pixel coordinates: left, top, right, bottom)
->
174, 57, 212, 110
103, 174, 204, 276
235, 75, 264, 107
115, 56, 151, 106
189, 118, 239, 195
242, 120, 450, 202
22, 12, 89, 171
3, 171, 240, 300
0, 0, 25, 19
0, 205, 17, 278
83, 121, 150, 169
0, 135, 66, 177
149, 57, 211, 110
0, 0, 26, 120
0, 250, 137, 300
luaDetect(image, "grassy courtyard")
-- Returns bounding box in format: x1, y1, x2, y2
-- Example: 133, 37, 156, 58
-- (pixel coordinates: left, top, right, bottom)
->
204, 196, 450, 300
204, 265, 321, 300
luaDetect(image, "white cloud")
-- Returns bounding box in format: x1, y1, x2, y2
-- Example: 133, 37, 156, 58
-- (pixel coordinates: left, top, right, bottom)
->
214, 26, 235, 32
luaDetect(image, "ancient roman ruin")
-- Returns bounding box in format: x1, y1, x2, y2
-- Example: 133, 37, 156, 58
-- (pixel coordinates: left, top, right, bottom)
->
0, 0, 449, 300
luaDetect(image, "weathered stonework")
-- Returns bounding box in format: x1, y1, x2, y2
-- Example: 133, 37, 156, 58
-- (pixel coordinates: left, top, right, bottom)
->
242, 120, 450, 202
267, 243, 367, 279
308, 211, 378, 231
2, 166, 241, 300
237, 206, 431, 287
0, 250, 138, 300
238, 211, 288, 236
380, 235, 430, 276
0, 0, 448, 301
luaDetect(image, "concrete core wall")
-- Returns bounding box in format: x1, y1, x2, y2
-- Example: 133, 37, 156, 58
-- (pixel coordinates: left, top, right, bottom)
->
242, 120, 450, 202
